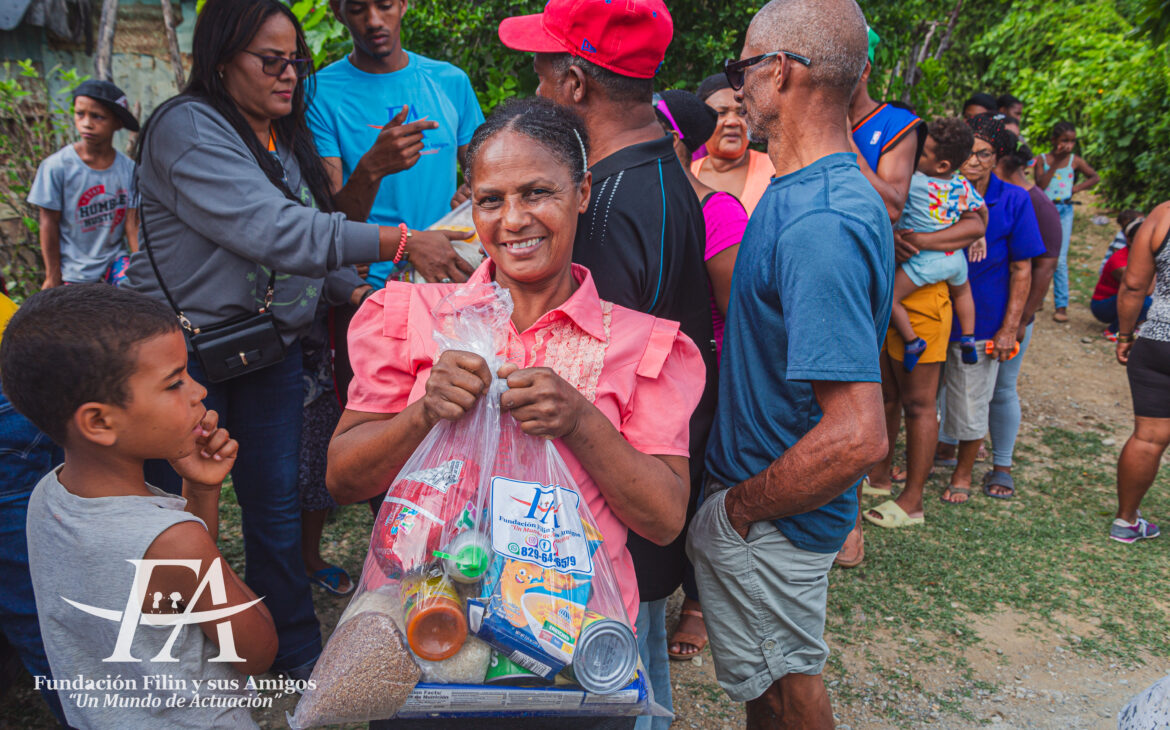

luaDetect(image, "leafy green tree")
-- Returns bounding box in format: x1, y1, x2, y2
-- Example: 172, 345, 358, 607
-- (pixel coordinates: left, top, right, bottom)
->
975, 1, 1170, 210
205, 0, 1167, 210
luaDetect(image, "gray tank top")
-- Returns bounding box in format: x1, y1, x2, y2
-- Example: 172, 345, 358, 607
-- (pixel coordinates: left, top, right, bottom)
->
26, 468, 258, 729
1141, 226, 1170, 343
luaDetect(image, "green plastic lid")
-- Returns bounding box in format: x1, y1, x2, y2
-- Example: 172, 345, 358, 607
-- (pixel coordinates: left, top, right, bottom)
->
454, 543, 490, 579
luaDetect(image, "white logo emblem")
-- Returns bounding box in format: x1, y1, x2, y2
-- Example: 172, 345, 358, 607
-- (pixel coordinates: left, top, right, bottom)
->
869, 130, 881, 146
62, 559, 262, 663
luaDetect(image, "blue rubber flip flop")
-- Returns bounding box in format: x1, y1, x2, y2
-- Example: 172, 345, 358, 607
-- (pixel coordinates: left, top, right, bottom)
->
309, 565, 354, 596
982, 470, 1015, 500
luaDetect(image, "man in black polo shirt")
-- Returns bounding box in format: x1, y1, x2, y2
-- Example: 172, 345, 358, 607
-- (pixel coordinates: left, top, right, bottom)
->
499, 0, 717, 724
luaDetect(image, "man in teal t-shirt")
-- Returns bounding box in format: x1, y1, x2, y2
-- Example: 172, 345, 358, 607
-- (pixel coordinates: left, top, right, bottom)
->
308, 0, 485, 289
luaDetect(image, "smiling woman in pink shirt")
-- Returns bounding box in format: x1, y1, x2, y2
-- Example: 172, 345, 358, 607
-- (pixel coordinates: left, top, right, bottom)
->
326, 98, 705, 624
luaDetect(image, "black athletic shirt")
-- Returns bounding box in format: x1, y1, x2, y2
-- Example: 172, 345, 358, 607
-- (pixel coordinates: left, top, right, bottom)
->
572, 135, 718, 602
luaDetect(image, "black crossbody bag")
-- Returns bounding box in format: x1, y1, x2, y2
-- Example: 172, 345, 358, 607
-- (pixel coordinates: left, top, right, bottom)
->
141, 214, 285, 383
137, 98, 286, 383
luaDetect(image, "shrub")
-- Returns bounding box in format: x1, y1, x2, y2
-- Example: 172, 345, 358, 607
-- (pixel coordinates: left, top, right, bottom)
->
0, 61, 87, 301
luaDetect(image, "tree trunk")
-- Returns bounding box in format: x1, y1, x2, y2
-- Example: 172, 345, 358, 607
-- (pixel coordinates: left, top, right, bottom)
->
159, 0, 186, 91
94, 0, 119, 82
901, 40, 921, 103
933, 0, 965, 60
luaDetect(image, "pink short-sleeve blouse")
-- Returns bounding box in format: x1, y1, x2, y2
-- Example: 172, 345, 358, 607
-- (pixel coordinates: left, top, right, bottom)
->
346, 260, 706, 623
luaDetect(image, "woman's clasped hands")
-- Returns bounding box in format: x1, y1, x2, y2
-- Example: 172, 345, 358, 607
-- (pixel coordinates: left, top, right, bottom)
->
421, 350, 586, 440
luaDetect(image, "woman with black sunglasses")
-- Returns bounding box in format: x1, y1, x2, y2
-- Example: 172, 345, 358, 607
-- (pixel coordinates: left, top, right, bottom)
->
123, 0, 457, 682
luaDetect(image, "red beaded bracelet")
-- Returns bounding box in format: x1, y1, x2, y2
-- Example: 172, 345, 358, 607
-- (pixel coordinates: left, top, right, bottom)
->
393, 222, 410, 264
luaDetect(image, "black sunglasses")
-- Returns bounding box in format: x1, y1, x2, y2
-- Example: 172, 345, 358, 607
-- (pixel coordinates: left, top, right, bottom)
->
242, 50, 311, 79
723, 51, 812, 91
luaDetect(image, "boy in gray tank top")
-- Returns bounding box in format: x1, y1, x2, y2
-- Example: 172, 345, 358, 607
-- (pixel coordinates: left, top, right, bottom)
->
0, 285, 278, 729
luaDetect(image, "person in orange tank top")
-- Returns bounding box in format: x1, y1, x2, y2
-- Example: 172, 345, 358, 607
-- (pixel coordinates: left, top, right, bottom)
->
691, 74, 774, 216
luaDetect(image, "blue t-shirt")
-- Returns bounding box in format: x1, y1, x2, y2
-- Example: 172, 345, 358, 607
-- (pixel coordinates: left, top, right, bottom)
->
705, 153, 894, 554
307, 53, 484, 288
851, 102, 922, 172
954, 175, 1046, 341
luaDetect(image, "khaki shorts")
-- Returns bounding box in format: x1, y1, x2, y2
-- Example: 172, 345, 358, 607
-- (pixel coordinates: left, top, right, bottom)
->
686, 488, 838, 703
885, 281, 953, 365
941, 342, 1000, 441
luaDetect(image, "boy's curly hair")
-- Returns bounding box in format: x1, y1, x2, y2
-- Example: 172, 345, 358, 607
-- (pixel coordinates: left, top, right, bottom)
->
928, 117, 975, 172
0, 285, 179, 445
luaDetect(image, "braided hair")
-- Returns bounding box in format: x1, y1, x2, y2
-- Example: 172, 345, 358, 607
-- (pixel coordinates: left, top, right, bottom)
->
465, 97, 590, 184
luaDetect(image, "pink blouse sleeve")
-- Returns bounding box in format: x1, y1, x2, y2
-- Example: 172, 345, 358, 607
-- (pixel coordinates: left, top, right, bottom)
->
345, 283, 421, 414
703, 192, 748, 260
619, 320, 706, 457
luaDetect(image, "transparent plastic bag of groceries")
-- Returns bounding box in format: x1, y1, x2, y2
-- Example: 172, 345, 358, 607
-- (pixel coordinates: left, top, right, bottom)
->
291, 282, 666, 725
288, 284, 510, 729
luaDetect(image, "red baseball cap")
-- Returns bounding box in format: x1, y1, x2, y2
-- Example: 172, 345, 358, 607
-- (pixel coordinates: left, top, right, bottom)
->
498, 0, 673, 80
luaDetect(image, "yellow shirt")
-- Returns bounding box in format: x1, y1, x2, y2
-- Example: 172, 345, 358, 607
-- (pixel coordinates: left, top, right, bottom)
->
0, 293, 18, 344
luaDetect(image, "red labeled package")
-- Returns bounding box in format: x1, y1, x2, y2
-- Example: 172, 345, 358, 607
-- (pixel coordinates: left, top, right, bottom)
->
372, 458, 482, 577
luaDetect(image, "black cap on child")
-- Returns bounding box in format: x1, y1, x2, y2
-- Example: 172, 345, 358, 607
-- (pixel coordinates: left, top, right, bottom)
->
72, 80, 140, 132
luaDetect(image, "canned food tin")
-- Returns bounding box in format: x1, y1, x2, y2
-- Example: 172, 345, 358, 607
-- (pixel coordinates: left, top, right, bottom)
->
567, 611, 638, 694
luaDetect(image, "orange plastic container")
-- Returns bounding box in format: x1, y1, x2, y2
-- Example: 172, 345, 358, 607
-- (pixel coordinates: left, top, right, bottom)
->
402, 573, 467, 661
984, 340, 1021, 360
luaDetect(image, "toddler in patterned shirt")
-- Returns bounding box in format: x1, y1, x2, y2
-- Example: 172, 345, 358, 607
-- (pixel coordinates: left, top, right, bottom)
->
893, 118, 989, 371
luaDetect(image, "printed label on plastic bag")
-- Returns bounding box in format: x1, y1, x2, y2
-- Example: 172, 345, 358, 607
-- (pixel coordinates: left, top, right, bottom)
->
402, 459, 465, 494
489, 477, 593, 575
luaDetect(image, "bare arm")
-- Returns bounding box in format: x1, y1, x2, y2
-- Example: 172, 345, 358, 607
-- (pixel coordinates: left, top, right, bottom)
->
324, 166, 475, 283
722, 380, 887, 537
38, 207, 62, 288
499, 364, 689, 546
144, 410, 276, 675
705, 245, 739, 317
1033, 154, 1056, 189
329, 107, 435, 222
1118, 204, 1169, 362
327, 350, 494, 504
993, 258, 1032, 360
124, 208, 139, 253
851, 132, 917, 223
900, 209, 986, 252
142, 524, 278, 675
1072, 156, 1100, 194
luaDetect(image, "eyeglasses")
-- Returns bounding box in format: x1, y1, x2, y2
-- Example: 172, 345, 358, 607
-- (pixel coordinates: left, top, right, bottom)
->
968, 148, 996, 163
241, 50, 311, 79
723, 51, 812, 91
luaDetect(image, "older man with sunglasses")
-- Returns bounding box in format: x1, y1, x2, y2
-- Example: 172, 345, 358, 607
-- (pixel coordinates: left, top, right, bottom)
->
686, 1, 891, 727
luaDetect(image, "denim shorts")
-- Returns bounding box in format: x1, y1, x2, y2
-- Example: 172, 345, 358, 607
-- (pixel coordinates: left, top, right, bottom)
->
686, 489, 837, 703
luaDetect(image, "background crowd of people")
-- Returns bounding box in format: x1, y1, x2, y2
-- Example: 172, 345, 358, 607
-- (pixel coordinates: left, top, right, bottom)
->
0, 0, 1166, 728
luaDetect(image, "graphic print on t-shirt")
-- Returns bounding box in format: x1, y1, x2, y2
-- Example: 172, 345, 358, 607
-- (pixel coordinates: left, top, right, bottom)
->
925, 177, 980, 228
76, 184, 129, 233
386, 104, 449, 154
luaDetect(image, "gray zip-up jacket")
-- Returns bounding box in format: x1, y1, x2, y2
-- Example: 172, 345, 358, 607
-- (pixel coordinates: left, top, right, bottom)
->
124, 98, 379, 346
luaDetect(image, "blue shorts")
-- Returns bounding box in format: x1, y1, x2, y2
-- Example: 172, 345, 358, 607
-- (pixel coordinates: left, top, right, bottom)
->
903, 250, 967, 287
